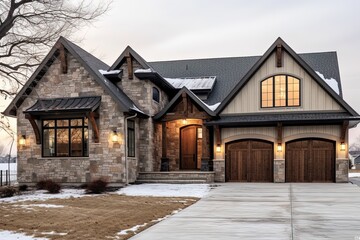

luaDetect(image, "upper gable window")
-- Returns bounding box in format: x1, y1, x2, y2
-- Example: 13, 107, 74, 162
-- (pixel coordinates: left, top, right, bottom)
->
261, 75, 300, 108
152, 87, 160, 103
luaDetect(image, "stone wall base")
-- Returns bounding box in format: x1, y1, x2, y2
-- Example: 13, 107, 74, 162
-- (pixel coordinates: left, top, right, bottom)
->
274, 159, 285, 183
213, 159, 225, 182
336, 158, 349, 183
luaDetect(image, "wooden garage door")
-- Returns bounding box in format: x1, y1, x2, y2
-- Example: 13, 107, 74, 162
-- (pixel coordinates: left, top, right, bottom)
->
285, 139, 335, 182
226, 140, 273, 182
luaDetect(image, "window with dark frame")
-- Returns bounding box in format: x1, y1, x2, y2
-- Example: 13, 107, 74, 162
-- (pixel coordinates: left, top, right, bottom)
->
42, 118, 89, 157
152, 87, 160, 103
261, 75, 300, 108
127, 120, 135, 157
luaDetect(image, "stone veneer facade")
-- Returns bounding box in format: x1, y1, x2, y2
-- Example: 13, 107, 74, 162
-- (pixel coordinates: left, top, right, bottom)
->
17, 52, 128, 185
117, 60, 169, 172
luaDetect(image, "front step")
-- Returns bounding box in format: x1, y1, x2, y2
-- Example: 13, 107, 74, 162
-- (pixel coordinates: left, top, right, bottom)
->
136, 171, 215, 184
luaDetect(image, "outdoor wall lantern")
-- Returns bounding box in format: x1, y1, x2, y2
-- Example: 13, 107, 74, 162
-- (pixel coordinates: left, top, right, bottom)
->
216, 144, 221, 153
182, 119, 187, 125
112, 131, 119, 143
340, 142, 346, 151
277, 143, 282, 152
19, 135, 26, 146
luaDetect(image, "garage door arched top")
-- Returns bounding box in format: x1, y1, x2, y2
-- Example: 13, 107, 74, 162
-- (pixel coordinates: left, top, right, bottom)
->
285, 138, 335, 183
225, 139, 274, 182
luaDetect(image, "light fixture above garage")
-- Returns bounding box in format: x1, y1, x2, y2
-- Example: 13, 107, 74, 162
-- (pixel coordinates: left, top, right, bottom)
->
340, 142, 346, 151
277, 143, 282, 152
216, 144, 221, 153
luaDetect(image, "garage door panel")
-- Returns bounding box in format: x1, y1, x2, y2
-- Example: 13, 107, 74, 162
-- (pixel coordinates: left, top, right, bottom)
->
286, 139, 334, 182
226, 140, 273, 182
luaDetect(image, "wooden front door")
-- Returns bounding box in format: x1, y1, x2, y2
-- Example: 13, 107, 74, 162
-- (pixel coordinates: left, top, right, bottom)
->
225, 140, 273, 182
285, 139, 335, 182
180, 126, 197, 170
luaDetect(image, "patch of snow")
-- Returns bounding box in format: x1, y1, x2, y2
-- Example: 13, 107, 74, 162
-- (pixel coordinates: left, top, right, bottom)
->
134, 68, 153, 73
99, 69, 121, 75
116, 184, 210, 198
41, 231, 67, 236
349, 173, 360, 178
164, 76, 216, 90
118, 223, 148, 236
315, 71, 339, 94
0, 231, 48, 240
130, 104, 145, 114
0, 189, 86, 203
14, 204, 65, 209
204, 102, 221, 111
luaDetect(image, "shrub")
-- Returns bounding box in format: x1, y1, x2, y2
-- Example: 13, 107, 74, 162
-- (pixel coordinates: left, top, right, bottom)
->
86, 179, 108, 194
36, 179, 61, 194
79, 183, 88, 189
45, 181, 61, 194
18, 184, 28, 191
0, 186, 17, 198
36, 179, 52, 190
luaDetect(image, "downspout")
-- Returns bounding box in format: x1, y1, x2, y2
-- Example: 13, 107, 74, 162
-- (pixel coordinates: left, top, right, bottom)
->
124, 113, 137, 185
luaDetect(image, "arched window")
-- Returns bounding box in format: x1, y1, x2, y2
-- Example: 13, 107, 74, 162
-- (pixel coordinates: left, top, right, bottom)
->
261, 75, 300, 108
152, 87, 160, 103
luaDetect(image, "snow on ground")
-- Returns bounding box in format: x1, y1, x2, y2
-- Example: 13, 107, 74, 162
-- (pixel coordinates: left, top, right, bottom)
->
0, 231, 48, 240
0, 189, 85, 203
13, 204, 65, 210
349, 173, 360, 178
116, 183, 210, 198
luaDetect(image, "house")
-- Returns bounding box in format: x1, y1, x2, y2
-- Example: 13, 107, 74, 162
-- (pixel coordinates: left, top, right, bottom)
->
3, 37, 360, 185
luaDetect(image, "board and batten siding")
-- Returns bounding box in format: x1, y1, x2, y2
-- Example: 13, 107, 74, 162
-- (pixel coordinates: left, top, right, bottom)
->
221, 51, 343, 114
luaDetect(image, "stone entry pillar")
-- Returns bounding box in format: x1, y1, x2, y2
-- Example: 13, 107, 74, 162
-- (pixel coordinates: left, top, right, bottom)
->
201, 124, 212, 171
274, 159, 285, 183
160, 122, 169, 171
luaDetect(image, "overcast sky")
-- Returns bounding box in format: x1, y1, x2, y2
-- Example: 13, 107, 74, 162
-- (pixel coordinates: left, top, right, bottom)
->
1, 0, 360, 155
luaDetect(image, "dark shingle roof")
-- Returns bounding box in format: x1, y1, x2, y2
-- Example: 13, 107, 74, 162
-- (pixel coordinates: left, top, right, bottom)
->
24, 96, 101, 114
149, 52, 342, 105
205, 112, 360, 126
3, 37, 146, 117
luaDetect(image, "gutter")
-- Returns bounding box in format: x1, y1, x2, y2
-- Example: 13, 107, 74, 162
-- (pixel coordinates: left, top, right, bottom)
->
124, 113, 137, 185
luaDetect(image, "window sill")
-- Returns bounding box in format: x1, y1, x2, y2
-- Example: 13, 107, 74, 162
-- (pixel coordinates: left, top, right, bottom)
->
38, 156, 90, 160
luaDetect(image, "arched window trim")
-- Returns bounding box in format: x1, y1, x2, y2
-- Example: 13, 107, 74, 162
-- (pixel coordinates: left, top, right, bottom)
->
152, 87, 160, 103
260, 74, 301, 108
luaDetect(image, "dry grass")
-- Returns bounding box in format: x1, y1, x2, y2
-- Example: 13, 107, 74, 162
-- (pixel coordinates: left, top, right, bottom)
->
0, 194, 198, 240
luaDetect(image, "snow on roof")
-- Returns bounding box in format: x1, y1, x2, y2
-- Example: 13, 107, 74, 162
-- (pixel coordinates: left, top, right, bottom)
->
134, 68, 153, 73
131, 104, 145, 114
316, 71, 339, 94
99, 69, 121, 75
189, 88, 221, 111
164, 76, 216, 90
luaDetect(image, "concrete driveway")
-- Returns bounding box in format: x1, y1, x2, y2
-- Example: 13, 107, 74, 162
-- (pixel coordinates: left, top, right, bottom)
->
130, 183, 360, 240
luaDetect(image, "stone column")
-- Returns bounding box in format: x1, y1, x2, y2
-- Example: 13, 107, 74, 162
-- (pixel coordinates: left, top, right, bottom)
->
336, 158, 349, 182
160, 121, 169, 171
274, 159, 285, 183
201, 124, 212, 171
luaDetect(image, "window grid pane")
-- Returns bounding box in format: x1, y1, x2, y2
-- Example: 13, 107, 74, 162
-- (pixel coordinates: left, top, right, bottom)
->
261, 75, 300, 108
42, 118, 88, 157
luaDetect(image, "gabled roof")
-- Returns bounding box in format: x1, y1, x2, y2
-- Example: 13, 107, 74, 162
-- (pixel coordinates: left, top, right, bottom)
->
109, 46, 152, 70
153, 87, 217, 120
213, 37, 358, 116
148, 51, 343, 106
3, 37, 146, 117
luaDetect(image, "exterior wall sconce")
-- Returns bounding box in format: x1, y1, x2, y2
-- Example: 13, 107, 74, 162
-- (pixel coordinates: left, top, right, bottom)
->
277, 143, 282, 152
197, 128, 203, 139
216, 144, 221, 153
182, 119, 187, 125
340, 142, 346, 151
112, 131, 119, 143
19, 135, 26, 146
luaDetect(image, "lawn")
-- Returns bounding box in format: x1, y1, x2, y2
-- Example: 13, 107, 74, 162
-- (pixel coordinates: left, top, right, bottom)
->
0, 184, 209, 240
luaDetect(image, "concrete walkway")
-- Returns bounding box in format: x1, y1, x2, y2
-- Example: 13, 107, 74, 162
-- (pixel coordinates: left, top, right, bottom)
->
130, 183, 360, 240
